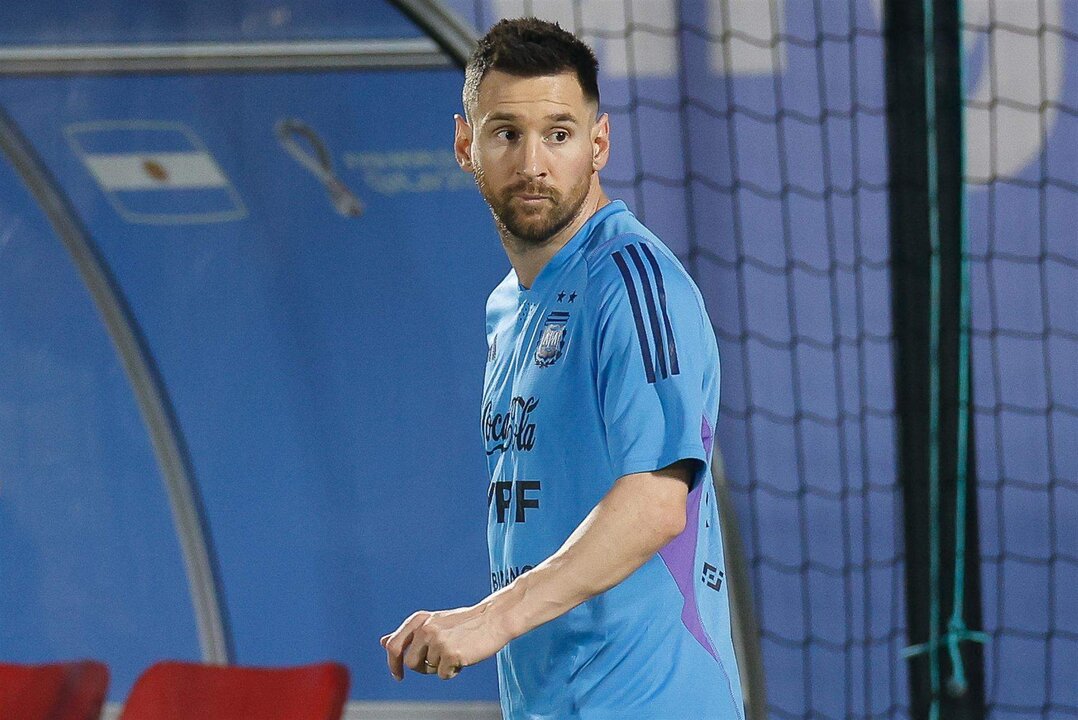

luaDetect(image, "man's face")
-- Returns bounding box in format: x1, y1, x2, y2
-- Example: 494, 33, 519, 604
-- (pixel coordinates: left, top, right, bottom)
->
455, 70, 609, 246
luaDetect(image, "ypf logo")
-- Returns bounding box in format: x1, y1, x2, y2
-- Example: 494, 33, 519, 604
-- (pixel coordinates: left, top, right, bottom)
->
487, 480, 541, 524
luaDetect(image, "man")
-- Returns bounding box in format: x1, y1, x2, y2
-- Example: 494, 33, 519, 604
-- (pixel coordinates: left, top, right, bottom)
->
382, 17, 744, 719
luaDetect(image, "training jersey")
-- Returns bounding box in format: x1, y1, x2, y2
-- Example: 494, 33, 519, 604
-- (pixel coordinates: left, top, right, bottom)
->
482, 200, 744, 720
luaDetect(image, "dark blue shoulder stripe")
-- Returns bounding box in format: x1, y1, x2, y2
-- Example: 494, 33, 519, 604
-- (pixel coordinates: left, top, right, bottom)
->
639, 243, 680, 376
611, 250, 656, 384
625, 244, 669, 380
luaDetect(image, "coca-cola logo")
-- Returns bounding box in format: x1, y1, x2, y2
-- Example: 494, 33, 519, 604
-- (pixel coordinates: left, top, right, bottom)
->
483, 396, 538, 455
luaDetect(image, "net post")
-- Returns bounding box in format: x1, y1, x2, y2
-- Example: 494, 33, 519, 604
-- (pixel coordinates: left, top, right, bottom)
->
884, 0, 987, 717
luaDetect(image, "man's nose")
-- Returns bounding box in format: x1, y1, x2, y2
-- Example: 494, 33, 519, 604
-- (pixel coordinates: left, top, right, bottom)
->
517, 134, 547, 179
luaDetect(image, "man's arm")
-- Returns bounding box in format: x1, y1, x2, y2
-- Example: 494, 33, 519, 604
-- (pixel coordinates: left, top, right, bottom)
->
381, 460, 694, 680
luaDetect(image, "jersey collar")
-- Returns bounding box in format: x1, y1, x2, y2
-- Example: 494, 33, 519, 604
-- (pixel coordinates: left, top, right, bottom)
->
519, 200, 628, 294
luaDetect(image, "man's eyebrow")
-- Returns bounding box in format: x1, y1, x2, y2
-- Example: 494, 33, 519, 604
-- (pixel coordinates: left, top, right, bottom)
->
485, 111, 581, 124
547, 113, 579, 124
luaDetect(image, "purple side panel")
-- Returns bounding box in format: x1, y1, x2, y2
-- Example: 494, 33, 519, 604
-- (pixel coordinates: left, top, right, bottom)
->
702, 414, 714, 456
658, 481, 720, 661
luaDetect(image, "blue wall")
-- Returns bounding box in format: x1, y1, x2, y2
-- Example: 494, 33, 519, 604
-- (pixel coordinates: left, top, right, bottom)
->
0, 64, 505, 701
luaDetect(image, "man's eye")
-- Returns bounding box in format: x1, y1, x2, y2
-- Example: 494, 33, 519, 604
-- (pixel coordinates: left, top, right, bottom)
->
550, 131, 569, 143
497, 129, 519, 142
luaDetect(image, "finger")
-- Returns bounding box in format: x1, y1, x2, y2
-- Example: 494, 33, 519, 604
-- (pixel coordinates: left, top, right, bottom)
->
424, 647, 442, 676
385, 636, 408, 681
385, 614, 427, 680
384, 629, 408, 681
403, 638, 431, 674
438, 655, 463, 680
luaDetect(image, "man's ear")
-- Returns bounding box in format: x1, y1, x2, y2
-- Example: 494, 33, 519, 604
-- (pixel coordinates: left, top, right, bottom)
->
454, 114, 474, 173
591, 112, 611, 172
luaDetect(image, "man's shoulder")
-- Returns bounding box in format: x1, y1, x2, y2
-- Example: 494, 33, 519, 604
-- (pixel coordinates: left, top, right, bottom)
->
582, 225, 698, 312
581, 203, 649, 267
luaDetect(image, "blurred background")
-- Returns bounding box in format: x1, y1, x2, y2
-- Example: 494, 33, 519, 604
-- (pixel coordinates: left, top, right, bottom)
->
0, 1, 1073, 718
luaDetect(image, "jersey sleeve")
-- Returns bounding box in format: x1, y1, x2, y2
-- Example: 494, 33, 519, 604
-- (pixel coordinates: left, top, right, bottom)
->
593, 239, 712, 482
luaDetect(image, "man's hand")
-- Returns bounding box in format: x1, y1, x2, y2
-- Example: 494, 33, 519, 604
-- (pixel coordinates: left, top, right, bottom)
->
380, 602, 512, 680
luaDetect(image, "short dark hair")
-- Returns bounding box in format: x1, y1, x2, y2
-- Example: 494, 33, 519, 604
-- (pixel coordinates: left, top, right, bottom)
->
463, 17, 600, 120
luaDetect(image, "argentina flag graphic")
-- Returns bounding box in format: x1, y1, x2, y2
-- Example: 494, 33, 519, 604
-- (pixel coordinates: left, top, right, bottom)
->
65, 120, 246, 224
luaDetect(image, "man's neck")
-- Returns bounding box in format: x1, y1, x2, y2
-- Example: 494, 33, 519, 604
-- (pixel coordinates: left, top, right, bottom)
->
503, 182, 610, 290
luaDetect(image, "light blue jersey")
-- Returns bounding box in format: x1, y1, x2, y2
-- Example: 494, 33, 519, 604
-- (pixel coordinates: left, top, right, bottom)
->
482, 201, 744, 719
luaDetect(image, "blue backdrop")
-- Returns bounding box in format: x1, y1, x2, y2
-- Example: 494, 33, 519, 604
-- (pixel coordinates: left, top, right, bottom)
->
0, 34, 505, 701
1, 0, 1074, 715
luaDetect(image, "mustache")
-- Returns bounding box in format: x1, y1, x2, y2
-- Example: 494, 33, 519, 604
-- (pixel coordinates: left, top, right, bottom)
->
504, 182, 558, 198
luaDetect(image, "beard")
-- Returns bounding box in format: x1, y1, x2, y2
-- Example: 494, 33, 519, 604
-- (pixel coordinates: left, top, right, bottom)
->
475, 166, 591, 248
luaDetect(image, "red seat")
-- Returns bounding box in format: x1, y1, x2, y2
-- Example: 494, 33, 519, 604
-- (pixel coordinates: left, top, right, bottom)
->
0, 660, 109, 720
120, 661, 349, 720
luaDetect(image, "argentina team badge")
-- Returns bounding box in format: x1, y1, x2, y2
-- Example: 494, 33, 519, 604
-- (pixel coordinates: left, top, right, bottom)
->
535, 311, 569, 367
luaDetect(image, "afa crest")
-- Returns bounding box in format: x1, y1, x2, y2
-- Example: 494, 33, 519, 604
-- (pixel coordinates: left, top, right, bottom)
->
535, 311, 570, 367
